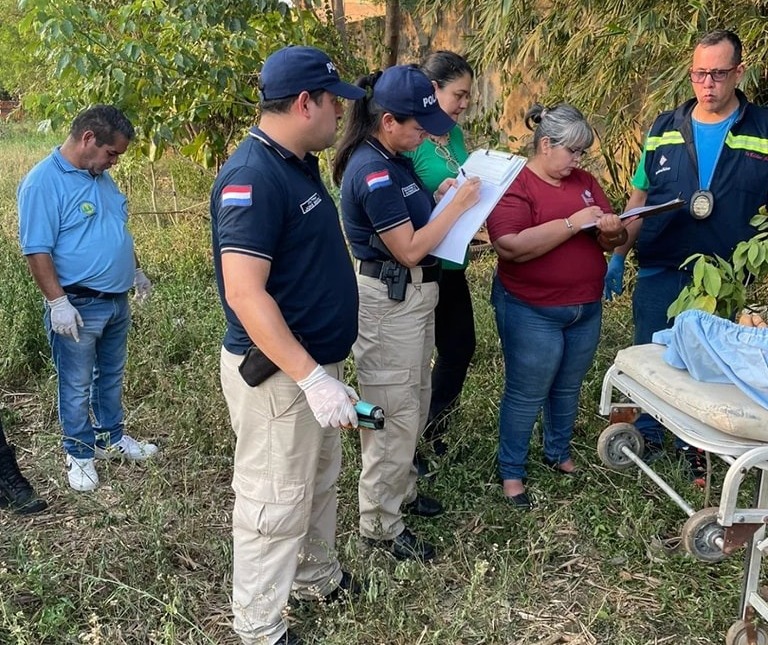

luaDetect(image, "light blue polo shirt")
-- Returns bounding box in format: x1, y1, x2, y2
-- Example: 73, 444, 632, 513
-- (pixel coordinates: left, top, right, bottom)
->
18, 147, 135, 293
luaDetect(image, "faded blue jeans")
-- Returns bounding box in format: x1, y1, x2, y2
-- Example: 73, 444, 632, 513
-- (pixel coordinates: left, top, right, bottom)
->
45, 293, 131, 458
632, 269, 692, 447
491, 276, 602, 481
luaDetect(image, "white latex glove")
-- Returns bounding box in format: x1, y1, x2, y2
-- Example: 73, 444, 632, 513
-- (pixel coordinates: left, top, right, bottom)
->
133, 268, 153, 303
47, 295, 83, 342
297, 365, 359, 429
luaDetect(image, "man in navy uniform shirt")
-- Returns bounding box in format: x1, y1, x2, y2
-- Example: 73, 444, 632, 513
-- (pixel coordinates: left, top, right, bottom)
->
210, 46, 364, 645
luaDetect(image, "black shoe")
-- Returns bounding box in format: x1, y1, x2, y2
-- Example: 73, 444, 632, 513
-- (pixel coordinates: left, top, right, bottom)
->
363, 527, 436, 561
322, 570, 362, 603
275, 631, 303, 645
404, 494, 443, 517
641, 441, 665, 465
505, 491, 536, 510
0, 445, 48, 515
677, 445, 707, 485
542, 458, 578, 476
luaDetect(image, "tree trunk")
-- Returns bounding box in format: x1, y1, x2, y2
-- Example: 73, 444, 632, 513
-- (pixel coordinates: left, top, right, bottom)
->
332, 0, 348, 53
382, 0, 400, 68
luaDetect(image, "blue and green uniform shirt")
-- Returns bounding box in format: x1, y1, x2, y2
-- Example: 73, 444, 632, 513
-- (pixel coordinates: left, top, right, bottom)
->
631, 90, 768, 270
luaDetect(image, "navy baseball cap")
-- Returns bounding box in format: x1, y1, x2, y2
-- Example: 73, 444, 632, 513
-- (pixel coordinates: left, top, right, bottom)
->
373, 65, 455, 136
260, 46, 365, 101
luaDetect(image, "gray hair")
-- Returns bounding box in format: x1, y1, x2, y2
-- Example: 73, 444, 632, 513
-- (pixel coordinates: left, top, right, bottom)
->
524, 103, 594, 153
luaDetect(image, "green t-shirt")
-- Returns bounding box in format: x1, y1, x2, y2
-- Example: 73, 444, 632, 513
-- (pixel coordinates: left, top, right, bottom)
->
405, 125, 470, 270
631, 146, 650, 191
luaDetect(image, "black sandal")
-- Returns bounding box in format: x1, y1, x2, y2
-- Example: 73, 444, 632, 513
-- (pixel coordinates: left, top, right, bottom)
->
505, 491, 535, 510
543, 458, 578, 476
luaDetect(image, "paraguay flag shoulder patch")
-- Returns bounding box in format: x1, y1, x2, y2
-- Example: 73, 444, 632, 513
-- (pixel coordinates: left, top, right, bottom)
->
221, 185, 253, 207
365, 170, 392, 192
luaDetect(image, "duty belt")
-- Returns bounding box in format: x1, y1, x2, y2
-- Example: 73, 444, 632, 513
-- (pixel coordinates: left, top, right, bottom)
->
358, 260, 441, 283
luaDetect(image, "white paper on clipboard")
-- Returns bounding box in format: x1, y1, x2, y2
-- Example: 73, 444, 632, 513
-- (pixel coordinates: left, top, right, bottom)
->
579, 197, 686, 229
429, 149, 526, 264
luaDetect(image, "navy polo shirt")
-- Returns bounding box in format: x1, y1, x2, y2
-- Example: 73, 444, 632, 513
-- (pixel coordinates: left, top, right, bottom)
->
211, 127, 358, 363
340, 137, 435, 262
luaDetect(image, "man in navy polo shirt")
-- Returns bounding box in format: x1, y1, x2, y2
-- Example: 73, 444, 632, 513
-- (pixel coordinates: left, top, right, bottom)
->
210, 45, 365, 645
604, 30, 768, 480
18, 105, 157, 493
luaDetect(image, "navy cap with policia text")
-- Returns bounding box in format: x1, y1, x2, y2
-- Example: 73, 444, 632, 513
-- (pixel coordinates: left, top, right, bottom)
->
259, 45, 366, 101
373, 64, 455, 136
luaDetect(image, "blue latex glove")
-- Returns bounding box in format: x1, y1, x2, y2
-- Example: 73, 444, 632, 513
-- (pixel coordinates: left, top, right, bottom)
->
604, 254, 626, 301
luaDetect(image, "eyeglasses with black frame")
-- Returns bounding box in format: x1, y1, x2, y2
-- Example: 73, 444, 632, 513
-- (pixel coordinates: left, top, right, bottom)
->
689, 67, 737, 83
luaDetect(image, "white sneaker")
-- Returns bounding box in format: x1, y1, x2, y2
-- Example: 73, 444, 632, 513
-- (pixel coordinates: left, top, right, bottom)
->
67, 455, 99, 492
94, 434, 158, 461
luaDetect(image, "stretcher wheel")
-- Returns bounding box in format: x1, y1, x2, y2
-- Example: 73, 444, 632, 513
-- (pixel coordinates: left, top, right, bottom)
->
681, 507, 726, 563
725, 619, 768, 645
597, 423, 644, 470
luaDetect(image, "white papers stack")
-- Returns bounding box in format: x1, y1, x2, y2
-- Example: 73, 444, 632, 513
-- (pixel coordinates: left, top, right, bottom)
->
429, 149, 526, 264
460, 149, 525, 186
579, 197, 686, 229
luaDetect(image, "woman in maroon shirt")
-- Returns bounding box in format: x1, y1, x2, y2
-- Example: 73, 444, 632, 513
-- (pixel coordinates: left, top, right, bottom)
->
487, 103, 628, 509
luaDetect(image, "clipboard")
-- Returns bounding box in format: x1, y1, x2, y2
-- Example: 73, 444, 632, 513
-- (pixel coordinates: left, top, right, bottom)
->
580, 197, 686, 229
429, 149, 527, 264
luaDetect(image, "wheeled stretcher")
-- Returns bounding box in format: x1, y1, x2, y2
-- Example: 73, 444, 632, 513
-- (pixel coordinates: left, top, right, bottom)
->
598, 344, 768, 645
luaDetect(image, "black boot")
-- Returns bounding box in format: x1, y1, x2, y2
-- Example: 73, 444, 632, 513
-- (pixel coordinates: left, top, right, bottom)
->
0, 445, 48, 514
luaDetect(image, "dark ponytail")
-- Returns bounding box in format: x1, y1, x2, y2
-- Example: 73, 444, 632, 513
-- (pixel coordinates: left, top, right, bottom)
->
333, 71, 384, 185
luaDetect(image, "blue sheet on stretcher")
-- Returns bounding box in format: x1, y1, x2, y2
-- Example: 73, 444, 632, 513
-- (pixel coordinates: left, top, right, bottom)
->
652, 309, 768, 410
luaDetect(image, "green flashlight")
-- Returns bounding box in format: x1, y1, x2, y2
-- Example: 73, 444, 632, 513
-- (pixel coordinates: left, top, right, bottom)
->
354, 401, 385, 430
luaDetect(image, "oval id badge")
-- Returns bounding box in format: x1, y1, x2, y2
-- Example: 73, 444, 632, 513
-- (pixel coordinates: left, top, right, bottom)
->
689, 190, 714, 220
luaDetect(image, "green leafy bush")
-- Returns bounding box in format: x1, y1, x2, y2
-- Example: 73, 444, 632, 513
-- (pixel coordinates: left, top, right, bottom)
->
669, 206, 768, 319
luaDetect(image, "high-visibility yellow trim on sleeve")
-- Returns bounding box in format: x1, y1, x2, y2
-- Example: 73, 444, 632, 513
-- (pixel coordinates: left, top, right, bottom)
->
726, 132, 768, 155
646, 131, 685, 150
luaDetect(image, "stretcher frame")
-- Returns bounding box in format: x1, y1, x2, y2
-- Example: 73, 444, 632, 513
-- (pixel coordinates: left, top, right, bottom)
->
598, 360, 768, 644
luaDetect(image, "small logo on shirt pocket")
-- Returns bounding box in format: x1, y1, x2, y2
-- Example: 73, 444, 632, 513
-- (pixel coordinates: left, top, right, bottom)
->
300, 192, 322, 214
402, 183, 420, 198
80, 201, 96, 216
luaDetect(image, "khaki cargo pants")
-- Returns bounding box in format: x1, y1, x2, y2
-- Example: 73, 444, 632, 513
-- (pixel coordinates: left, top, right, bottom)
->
220, 347, 345, 645
354, 269, 438, 539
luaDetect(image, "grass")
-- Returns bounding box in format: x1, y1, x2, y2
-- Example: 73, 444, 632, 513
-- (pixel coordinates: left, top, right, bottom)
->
0, 122, 754, 644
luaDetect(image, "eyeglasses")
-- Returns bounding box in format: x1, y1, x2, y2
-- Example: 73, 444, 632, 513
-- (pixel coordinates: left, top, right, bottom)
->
565, 147, 586, 158
689, 67, 736, 83
434, 142, 460, 175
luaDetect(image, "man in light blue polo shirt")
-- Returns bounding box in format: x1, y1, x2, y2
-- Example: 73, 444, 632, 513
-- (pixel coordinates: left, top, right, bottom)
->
18, 105, 158, 492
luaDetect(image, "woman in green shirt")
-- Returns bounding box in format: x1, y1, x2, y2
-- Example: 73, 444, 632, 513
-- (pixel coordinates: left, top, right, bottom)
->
406, 51, 475, 464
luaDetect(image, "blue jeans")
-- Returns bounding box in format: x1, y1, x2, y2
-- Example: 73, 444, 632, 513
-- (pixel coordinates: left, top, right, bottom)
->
491, 277, 602, 481
45, 293, 131, 458
632, 269, 692, 447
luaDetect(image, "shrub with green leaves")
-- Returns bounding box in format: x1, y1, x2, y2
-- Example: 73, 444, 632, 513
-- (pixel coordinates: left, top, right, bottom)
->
669, 206, 768, 319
